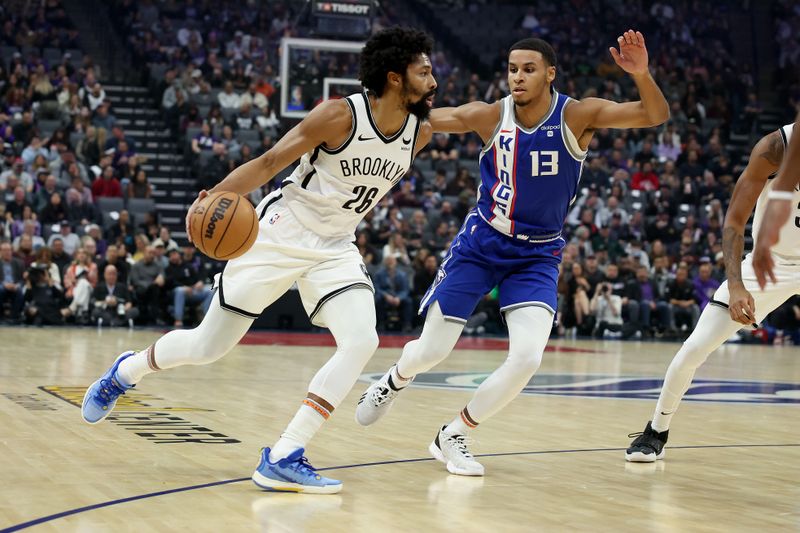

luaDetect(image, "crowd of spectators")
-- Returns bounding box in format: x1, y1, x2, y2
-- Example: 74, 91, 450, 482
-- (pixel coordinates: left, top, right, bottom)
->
774, 0, 800, 114
0, 1, 215, 327
2, 1, 799, 342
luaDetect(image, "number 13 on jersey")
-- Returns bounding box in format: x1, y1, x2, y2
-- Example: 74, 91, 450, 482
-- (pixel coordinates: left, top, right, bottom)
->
531, 150, 559, 177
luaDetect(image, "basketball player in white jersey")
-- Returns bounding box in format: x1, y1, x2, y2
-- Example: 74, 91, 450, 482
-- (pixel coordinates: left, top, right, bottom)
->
81, 27, 437, 494
626, 123, 800, 462
753, 112, 800, 287
356, 30, 669, 476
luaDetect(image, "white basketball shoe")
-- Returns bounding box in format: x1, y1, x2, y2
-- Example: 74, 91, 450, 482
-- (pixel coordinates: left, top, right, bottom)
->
355, 366, 410, 426
428, 425, 484, 476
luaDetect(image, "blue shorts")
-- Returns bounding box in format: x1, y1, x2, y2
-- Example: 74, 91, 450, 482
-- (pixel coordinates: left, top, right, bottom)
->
419, 211, 563, 322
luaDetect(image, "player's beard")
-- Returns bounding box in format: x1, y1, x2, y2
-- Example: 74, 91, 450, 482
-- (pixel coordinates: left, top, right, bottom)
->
404, 87, 435, 120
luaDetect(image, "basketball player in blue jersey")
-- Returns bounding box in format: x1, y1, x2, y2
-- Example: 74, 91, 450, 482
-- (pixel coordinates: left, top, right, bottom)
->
357, 30, 669, 476
80, 27, 437, 494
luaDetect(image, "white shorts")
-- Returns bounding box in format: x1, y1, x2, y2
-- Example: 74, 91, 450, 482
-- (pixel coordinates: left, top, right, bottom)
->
213, 191, 373, 327
709, 252, 800, 321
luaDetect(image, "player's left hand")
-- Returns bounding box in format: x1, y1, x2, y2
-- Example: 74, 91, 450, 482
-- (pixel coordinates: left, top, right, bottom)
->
753, 198, 792, 289
609, 30, 649, 76
186, 189, 209, 244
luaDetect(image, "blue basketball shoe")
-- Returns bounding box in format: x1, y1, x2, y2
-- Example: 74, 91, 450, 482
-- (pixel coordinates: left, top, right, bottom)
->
81, 351, 136, 424
252, 448, 342, 494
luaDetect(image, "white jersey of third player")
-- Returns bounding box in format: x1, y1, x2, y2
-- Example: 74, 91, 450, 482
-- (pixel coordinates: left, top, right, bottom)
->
280, 91, 420, 238
751, 123, 799, 258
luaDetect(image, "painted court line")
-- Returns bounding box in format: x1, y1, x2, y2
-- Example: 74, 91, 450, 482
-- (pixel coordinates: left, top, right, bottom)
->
3, 443, 799, 532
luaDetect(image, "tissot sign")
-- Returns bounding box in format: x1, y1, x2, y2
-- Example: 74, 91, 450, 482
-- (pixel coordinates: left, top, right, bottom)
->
313, 1, 371, 17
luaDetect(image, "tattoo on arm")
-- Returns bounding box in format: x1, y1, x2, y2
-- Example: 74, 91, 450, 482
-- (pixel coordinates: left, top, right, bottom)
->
758, 132, 784, 167
722, 226, 745, 285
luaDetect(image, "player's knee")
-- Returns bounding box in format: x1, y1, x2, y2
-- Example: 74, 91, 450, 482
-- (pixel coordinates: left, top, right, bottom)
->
358, 329, 380, 356
339, 328, 379, 360
508, 348, 543, 376
418, 337, 452, 365
675, 336, 712, 369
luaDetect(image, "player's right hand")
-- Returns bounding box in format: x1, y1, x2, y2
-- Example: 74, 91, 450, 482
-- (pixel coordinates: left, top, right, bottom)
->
728, 285, 756, 326
186, 189, 209, 244
753, 198, 791, 289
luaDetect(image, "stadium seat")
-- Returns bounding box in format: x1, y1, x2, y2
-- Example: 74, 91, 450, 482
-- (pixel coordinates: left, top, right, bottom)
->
127, 198, 157, 219
37, 119, 63, 138
221, 108, 238, 123
65, 49, 83, 67
236, 129, 261, 145
97, 197, 125, 229
43, 47, 62, 65
0, 46, 17, 61
414, 158, 433, 172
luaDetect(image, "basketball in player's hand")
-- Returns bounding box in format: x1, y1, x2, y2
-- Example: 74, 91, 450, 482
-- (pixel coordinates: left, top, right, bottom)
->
188, 191, 258, 260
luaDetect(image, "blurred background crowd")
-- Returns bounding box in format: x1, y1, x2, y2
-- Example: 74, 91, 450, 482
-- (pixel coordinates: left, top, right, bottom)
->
1, 0, 798, 344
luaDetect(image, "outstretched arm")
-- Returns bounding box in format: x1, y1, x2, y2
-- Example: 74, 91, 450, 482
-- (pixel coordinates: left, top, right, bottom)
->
723, 131, 782, 323
753, 112, 800, 288
567, 30, 669, 134
185, 99, 351, 240
428, 101, 500, 143
207, 99, 350, 196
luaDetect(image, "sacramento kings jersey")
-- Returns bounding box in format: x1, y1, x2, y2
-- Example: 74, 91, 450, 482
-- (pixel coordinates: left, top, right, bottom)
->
752, 123, 799, 257
280, 91, 420, 238
476, 89, 586, 242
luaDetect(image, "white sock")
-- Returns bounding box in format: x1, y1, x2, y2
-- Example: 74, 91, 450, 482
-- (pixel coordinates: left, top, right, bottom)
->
116, 346, 156, 386
651, 413, 672, 434
269, 435, 305, 463
269, 403, 327, 462
390, 365, 412, 389
444, 408, 475, 436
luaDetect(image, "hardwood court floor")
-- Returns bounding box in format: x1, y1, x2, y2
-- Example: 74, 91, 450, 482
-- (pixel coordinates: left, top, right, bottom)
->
1, 326, 799, 532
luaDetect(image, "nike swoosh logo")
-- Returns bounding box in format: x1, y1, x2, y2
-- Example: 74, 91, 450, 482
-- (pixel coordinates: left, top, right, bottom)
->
358, 134, 376, 141
402, 137, 412, 145
660, 412, 671, 415
500, 129, 514, 133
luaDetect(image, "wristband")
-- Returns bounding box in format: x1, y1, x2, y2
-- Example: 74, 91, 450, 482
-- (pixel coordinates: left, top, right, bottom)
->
767, 190, 794, 201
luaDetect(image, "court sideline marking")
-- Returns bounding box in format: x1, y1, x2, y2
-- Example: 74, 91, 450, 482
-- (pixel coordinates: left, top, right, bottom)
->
3, 443, 800, 532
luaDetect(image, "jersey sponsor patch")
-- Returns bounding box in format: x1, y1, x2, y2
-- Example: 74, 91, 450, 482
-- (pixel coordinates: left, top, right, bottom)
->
360, 372, 800, 404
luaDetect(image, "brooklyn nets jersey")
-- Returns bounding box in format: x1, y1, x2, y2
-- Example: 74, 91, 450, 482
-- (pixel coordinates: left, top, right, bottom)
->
751, 123, 799, 257
280, 92, 420, 238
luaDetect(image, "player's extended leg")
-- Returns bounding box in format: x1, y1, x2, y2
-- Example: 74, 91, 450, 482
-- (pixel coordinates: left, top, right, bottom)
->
252, 288, 378, 494
81, 293, 254, 424
429, 305, 553, 476
354, 301, 464, 426
626, 286, 787, 462
625, 305, 738, 462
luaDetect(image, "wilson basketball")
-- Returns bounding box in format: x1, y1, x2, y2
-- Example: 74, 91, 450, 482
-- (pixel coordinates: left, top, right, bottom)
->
189, 191, 258, 260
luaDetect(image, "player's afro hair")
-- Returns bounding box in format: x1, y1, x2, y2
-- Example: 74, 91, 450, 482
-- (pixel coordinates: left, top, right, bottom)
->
359, 27, 433, 97
510, 38, 557, 68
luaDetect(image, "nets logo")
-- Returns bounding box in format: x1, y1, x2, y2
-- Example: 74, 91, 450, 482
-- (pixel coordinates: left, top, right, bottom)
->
359, 372, 800, 404
204, 197, 233, 239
